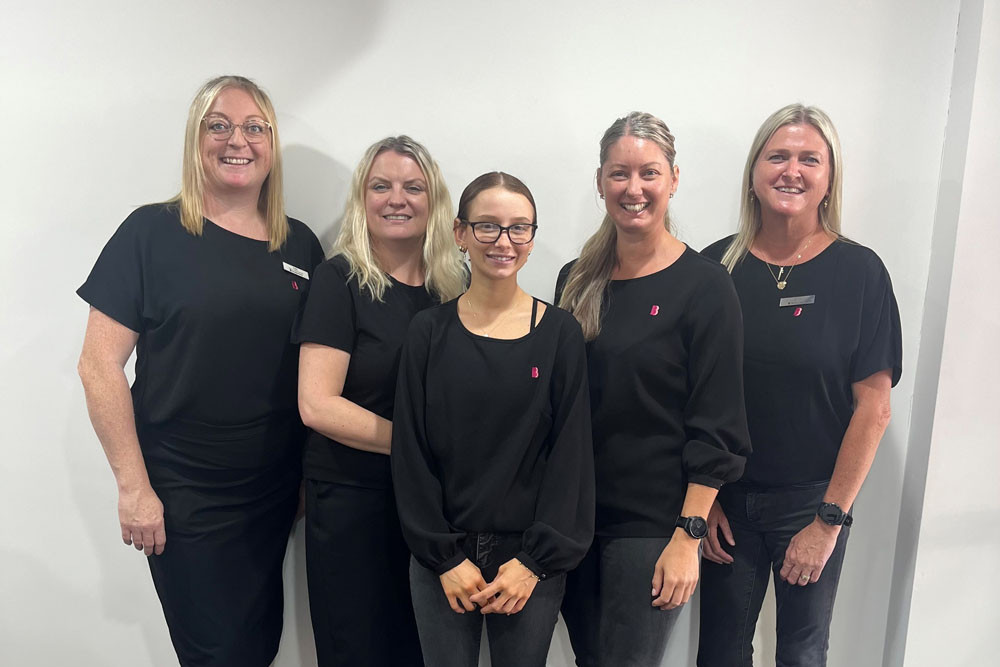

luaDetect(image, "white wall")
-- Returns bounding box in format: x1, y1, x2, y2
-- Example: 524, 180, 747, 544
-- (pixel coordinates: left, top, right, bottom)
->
901, 1, 1000, 665
0, 1, 977, 665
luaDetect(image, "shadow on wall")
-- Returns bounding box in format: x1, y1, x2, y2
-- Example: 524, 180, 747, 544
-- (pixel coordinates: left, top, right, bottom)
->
283, 143, 353, 251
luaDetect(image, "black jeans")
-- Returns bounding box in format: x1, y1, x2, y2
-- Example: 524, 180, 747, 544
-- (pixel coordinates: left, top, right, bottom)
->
698, 482, 850, 667
562, 536, 684, 667
409, 533, 566, 667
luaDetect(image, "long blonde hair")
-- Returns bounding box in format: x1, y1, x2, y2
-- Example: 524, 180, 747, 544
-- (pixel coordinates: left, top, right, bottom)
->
558, 111, 677, 341
170, 75, 288, 251
720, 103, 844, 272
332, 136, 466, 302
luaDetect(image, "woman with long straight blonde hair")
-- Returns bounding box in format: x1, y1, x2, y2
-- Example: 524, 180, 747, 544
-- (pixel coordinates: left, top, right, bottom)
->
77, 75, 323, 666
295, 136, 465, 667
699, 104, 901, 666
557, 111, 751, 666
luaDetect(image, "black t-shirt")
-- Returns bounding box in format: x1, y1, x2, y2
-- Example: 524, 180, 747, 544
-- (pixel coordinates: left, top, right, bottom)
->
556, 247, 751, 537
701, 237, 902, 486
391, 299, 594, 578
77, 202, 324, 428
293, 255, 435, 487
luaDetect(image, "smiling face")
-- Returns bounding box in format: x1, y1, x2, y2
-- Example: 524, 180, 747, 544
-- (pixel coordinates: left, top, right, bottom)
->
598, 135, 678, 235
752, 123, 831, 222
199, 87, 272, 199
455, 186, 535, 284
364, 150, 429, 248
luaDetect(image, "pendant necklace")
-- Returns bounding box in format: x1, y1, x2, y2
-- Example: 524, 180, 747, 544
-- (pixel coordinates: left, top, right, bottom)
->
463, 294, 519, 338
764, 233, 815, 290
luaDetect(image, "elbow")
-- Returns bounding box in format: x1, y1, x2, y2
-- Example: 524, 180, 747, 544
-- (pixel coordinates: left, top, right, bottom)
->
876, 401, 892, 432
298, 393, 318, 430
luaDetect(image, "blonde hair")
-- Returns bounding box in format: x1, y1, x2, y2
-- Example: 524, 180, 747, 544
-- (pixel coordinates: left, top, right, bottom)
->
170, 75, 288, 251
331, 136, 466, 302
558, 112, 677, 341
720, 103, 844, 272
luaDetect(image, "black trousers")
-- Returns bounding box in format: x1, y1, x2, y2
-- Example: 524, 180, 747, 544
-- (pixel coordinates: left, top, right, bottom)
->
304, 479, 422, 667
143, 419, 300, 667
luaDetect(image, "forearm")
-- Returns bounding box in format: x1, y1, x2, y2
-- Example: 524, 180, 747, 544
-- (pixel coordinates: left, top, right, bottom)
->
823, 398, 891, 509
78, 359, 150, 493
300, 393, 392, 455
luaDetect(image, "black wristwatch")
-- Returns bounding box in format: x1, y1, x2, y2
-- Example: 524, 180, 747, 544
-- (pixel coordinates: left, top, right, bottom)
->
816, 502, 853, 527
675, 515, 709, 539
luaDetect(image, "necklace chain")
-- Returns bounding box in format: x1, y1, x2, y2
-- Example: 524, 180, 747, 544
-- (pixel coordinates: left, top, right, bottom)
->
762, 233, 815, 291
463, 294, 521, 338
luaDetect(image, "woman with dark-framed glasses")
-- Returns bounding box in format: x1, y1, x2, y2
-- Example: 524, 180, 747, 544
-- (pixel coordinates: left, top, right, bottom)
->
77, 75, 322, 666
391, 172, 594, 667
294, 135, 465, 667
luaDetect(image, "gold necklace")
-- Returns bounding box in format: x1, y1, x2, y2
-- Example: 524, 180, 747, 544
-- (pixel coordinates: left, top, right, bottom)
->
762, 234, 815, 290
463, 294, 522, 338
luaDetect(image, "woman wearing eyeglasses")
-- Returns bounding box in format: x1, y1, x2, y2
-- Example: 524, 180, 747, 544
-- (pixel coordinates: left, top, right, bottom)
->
391, 172, 594, 667
556, 112, 751, 666
294, 136, 466, 667
77, 76, 323, 666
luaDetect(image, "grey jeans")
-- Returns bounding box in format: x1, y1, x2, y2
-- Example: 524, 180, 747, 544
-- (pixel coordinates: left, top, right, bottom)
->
409, 533, 566, 667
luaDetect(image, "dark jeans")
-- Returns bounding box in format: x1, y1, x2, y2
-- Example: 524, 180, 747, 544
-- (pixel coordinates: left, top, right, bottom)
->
698, 482, 851, 667
562, 536, 684, 667
409, 533, 566, 667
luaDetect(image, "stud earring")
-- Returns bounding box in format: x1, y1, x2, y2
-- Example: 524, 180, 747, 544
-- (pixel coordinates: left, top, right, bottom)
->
459, 246, 467, 253
669, 193, 674, 199
748, 187, 755, 200
822, 197, 829, 209
599, 194, 605, 200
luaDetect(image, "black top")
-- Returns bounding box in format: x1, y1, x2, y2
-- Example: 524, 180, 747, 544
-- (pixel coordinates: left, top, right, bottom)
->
78, 202, 324, 429
701, 237, 902, 486
556, 247, 750, 537
293, 254, 436, 487
391, 299, 594, 578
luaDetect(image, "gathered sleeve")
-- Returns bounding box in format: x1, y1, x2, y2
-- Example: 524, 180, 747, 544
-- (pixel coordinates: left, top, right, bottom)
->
390, 314, 466, 575
681, 270, 751, 487
517, 317, 595, 578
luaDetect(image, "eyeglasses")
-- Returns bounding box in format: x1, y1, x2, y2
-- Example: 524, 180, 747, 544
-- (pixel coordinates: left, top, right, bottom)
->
202, 115, 272, 143
460, 220, 538, 245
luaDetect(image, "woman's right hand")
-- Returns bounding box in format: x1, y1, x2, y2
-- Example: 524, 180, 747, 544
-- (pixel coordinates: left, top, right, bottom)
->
439, 559, 488, 614
118, 483, 166, 556
702, 500, 735, 564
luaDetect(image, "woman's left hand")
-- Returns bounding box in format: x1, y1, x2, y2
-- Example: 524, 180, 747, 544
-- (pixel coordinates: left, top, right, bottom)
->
779, 519, 840, 586
651, 533, 700, 610
469, 558, 539, 615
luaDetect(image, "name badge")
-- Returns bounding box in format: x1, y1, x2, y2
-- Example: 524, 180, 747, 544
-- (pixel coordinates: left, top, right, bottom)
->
282, 262, 309, 280
779, 295, 816, 307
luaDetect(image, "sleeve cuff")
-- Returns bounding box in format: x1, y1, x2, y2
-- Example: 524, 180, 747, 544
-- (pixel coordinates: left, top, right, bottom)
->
432, 551, 469, 577
515, 551, 548, 580
686, 474, 725, 490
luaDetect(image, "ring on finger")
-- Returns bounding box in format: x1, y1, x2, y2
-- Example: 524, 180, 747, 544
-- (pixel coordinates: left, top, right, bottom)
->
798, 574, 810, 583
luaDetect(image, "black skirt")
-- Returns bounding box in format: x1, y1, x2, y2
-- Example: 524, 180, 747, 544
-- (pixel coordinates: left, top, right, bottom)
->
140, 416, 303, 667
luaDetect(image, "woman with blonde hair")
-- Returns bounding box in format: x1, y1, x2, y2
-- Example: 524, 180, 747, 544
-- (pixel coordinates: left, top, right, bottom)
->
77, 75, 323, 666
295, 136, 465, 666
699, 104, 901, 666
557, 111, 751, 666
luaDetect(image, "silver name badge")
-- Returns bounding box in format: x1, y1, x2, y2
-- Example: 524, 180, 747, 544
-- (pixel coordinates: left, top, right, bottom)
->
779, 295, 816, 307
282, 262, 309, 280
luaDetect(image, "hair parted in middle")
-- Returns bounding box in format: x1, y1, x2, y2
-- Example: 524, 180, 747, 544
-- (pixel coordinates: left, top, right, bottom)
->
332, 135, 466, 303
171, 74, 289, 251
558, 111, 677, 341
719, 103, 844, 273
456, 171, 537, 223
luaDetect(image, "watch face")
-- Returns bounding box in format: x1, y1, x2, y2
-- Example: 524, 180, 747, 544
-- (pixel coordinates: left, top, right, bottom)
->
689, 517, 709, 539
818, 504, 842, 525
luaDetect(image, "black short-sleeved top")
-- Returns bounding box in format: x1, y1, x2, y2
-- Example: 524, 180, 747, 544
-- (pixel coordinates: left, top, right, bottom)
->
77, 202, 324, 429
391, 299, 595, 579
701, 236, 902, 486
293, 255, 435, 487
556, 247, 751, 537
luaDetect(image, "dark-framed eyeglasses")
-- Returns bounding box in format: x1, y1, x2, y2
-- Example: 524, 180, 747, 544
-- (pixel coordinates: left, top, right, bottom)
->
460, 220, 538, 245
202, 115, 272, 143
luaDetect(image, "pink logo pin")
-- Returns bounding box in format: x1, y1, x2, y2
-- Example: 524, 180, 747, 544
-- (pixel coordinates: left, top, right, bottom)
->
650, 305, 660, 316
292, 280, 299, 291
531, 366, 539, 379
793, 307, 803, 317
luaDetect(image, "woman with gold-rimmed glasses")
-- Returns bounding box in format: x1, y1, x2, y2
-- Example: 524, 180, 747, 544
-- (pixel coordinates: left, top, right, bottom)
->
391, 172, 594, 667
77, 75, 323, 666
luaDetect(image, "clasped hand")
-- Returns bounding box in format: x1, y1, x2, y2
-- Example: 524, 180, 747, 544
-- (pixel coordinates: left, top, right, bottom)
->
440, 558, 538, 615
